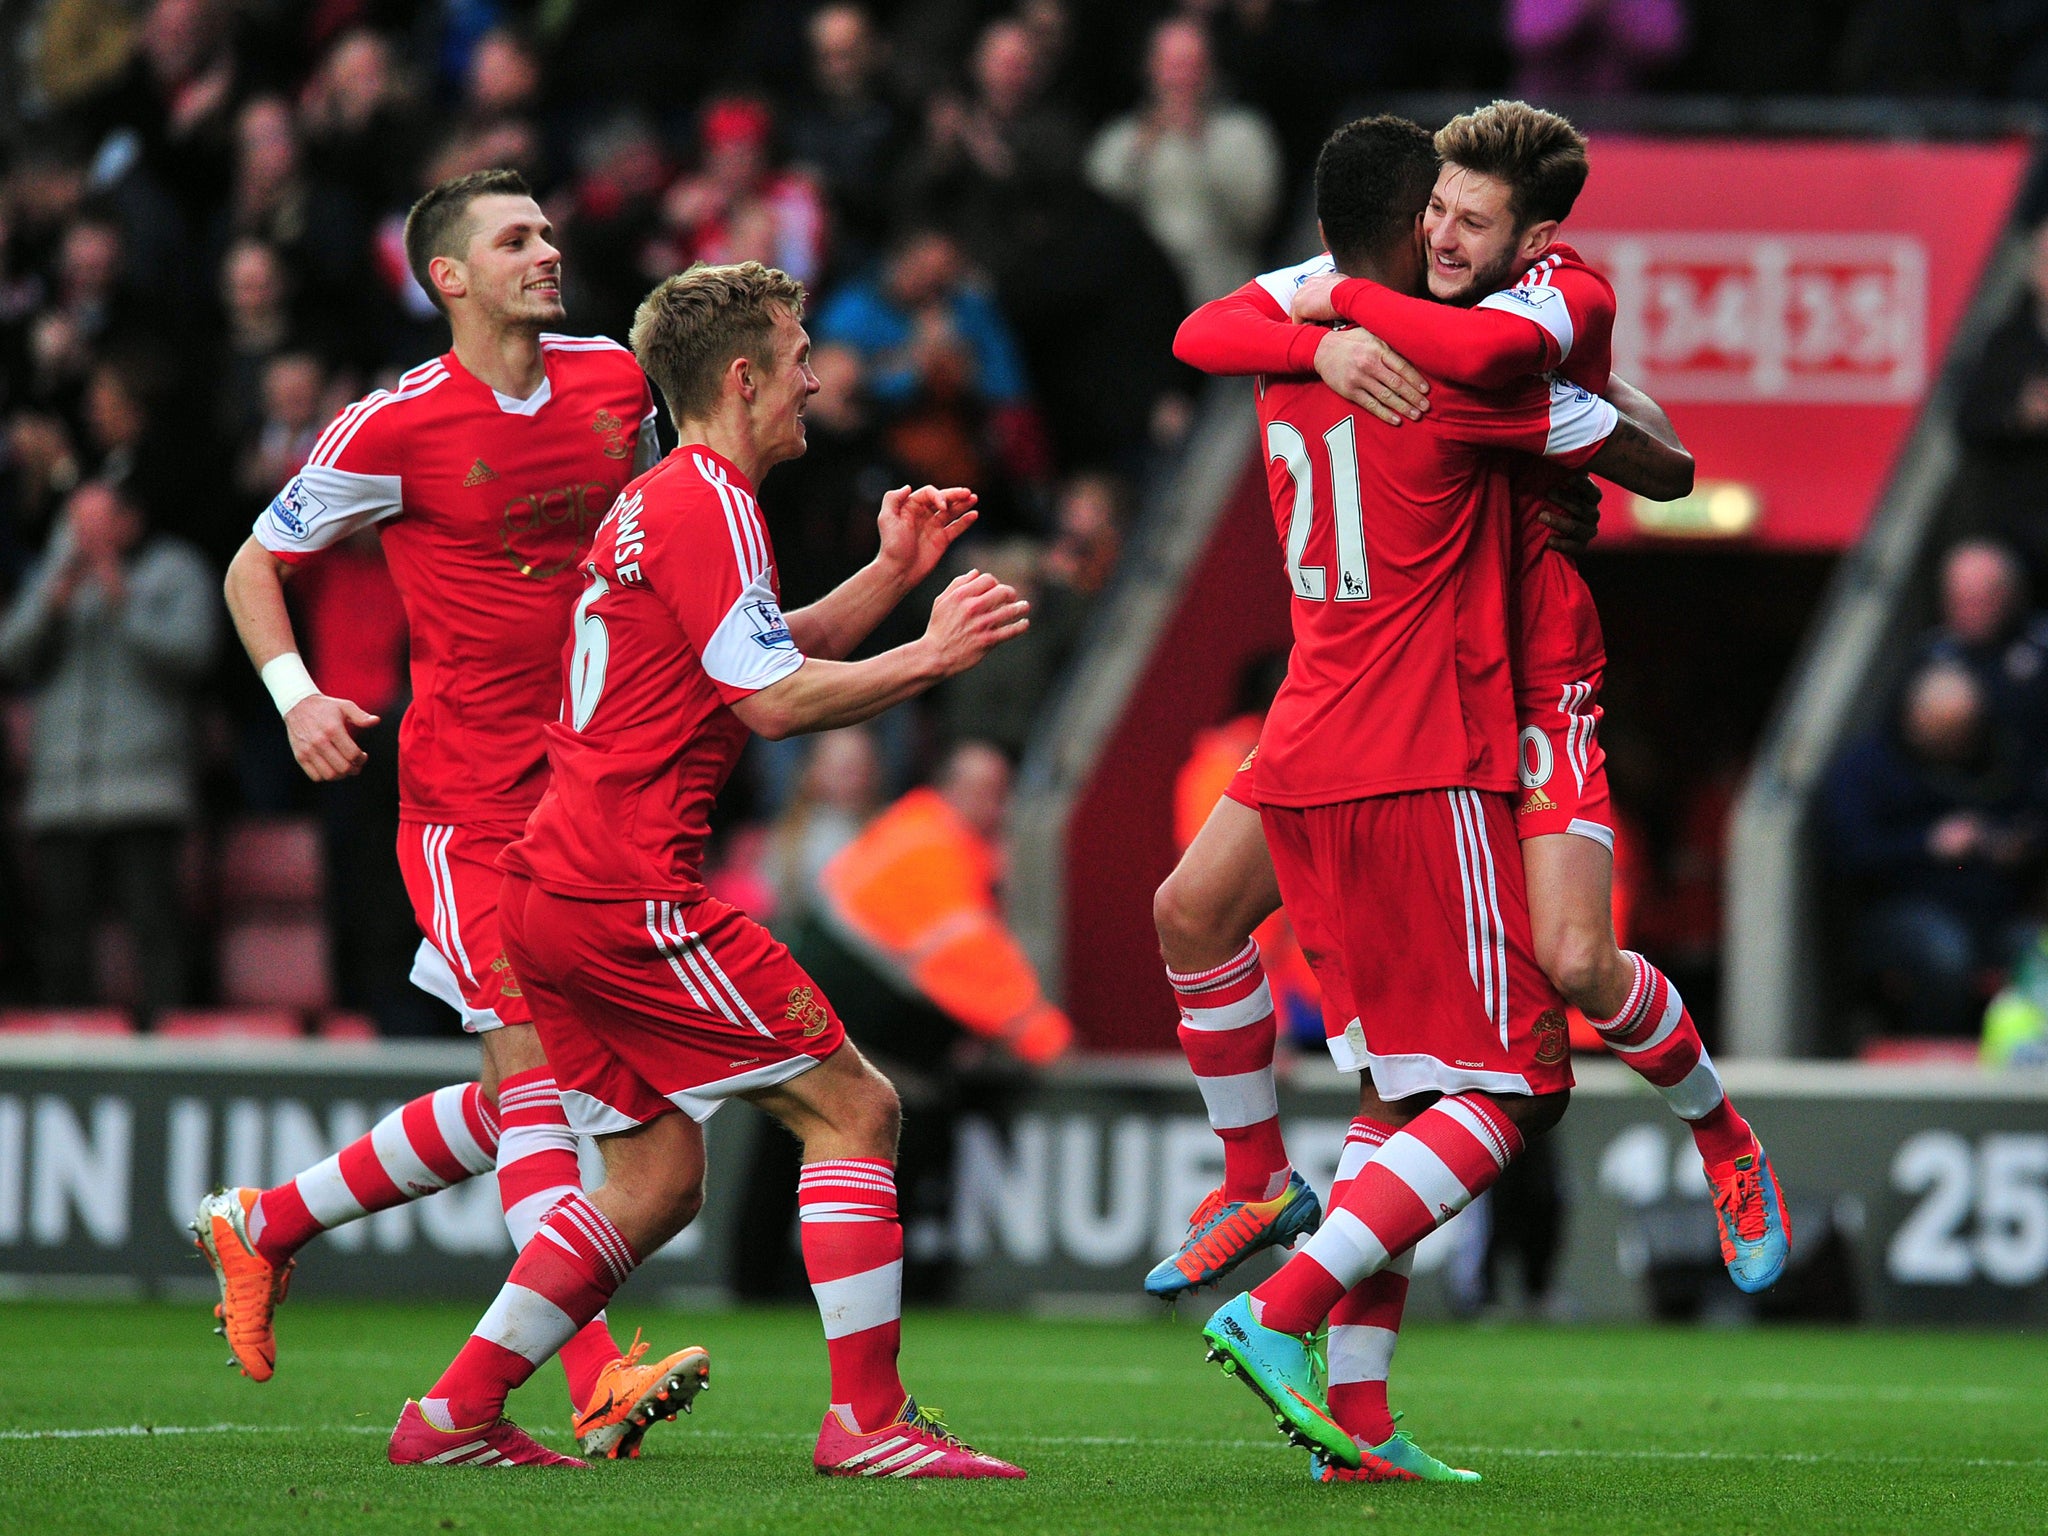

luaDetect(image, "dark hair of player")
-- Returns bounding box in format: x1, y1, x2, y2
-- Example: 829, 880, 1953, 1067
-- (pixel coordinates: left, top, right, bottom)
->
402, 167, 533, 313
1434, 100, 1590, 229
630, 260, 809, 423
1313, 116, 1439, 273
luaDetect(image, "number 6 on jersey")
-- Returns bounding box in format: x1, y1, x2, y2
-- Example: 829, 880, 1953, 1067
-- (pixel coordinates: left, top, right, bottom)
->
569, 568, 610, 731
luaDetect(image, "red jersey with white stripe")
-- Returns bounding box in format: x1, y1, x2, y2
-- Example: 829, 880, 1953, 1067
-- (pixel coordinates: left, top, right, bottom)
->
253, 335, 660, 825
501, 446, 805, 899
1243, 257, 1619, 808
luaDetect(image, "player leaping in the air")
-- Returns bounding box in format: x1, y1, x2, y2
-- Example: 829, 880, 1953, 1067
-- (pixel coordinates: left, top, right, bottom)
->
388, 261, 1030, 1476
1167, 114, 1697, 1483
200, 168, 705, 1460
1151, 103, 1788, 1335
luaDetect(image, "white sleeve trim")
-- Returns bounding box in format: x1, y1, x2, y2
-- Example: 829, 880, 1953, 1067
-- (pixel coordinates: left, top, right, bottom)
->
1253, 252, 1337, 314
702, 569, 805, 695
253, 463, 402, 554
634, 409, 662, 475
1543, 377, 1619, 459
1478, 281, 1575, 361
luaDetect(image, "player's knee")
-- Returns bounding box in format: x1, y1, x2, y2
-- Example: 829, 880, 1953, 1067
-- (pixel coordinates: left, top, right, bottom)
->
1543, 928, 1621, 1012
857, 1072, 902, 1156
1498, 1087, 1571, 1144
1153, 868, 1228, 961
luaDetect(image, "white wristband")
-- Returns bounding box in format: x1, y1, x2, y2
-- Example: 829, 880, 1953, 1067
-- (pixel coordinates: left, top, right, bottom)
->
261, 652, 320, 716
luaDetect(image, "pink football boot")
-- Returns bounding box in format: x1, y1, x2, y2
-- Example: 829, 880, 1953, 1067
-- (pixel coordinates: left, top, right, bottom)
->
388, 1399, 588, 1467
813, 1397, 1026, 1479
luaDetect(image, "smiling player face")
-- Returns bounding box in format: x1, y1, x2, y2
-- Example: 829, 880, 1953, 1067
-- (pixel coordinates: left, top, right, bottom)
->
755, 307, 822, 468
451, 194, 566, 327
1424, 165, 1538, 308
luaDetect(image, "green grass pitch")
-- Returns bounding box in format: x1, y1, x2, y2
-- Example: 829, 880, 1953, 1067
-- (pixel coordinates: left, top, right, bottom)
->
0, 1301, 2041, 1535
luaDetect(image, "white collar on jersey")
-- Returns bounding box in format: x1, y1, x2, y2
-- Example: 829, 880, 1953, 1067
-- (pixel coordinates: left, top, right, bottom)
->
491, 375, 553, 416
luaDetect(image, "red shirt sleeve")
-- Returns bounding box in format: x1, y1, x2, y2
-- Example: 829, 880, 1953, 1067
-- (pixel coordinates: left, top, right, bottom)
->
1174, 282, 1326, 378
1429, 376, 1618, 467
1329, 278, 1560, 390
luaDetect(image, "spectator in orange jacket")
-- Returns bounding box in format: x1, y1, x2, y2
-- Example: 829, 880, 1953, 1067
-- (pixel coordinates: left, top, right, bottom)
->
733, 739, 1069, 1301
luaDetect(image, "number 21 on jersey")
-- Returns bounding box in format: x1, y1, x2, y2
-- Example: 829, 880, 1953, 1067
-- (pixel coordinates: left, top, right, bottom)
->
1269, 415, 1371, 603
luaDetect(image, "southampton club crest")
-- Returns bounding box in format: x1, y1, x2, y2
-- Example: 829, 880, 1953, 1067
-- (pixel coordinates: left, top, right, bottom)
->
592, 409, 631, 460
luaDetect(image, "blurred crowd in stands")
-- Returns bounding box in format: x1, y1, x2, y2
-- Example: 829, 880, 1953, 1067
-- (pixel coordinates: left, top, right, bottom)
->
4, 0, 2044, 1039
1824, 219, 2048, 1064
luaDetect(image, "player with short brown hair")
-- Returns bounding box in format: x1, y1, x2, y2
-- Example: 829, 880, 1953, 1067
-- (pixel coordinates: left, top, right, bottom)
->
391, 262, 1030, 1475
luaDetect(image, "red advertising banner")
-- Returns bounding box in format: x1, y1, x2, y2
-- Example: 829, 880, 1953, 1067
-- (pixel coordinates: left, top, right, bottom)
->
1569, 137, 2029, 548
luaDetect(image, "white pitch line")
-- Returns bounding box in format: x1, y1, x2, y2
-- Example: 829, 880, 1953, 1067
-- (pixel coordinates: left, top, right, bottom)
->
5, 1425, 2045, 1473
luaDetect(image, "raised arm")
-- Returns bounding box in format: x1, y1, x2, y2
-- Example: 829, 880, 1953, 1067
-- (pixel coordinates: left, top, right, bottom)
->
224, 537, 381, 780
732, 570, 1028, 740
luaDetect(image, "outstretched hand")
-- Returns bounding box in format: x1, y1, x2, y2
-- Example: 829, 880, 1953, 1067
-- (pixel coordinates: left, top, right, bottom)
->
924, 568, 1030, 676
878, 483, 979, 587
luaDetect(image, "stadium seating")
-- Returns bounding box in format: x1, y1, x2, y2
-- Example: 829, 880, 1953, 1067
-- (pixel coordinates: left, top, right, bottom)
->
155, 1009, 303, 1040
218, 921, 334, 1011
217, 818, 325, 911
315, 1010, 379, 1043
0, 1008, 135, 1036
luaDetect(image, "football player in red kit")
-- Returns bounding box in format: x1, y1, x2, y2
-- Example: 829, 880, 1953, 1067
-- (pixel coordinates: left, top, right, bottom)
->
200, 169, 704, 1460
391, 262, 1031, 1476
1154, 105, 1788, 1349
1172, 116, 1694, 1480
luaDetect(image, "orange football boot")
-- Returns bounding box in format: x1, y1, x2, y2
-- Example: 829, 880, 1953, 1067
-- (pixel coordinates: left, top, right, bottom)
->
190, 1187, 292, 1381
572, 1331, 711, 1459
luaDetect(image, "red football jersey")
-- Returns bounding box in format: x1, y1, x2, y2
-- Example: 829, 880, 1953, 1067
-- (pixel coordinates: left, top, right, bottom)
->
501, 446, 805, 898
254, 335, 659, 824
1241, 259, 1619, 807
1326, 245, 1618, 705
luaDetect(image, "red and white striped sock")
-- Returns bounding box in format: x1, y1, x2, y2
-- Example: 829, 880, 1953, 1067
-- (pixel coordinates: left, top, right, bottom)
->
1252, 1094, 1523, 1335
799, 1158, 906, 1434
1590, 952, 1755, 1168
248, 1083, 498, 1265
492, 1069, 623, 1409
421, 1191, 638, 1430
1169, 940, 1291, 1202
1323, 1118, 1410, 1449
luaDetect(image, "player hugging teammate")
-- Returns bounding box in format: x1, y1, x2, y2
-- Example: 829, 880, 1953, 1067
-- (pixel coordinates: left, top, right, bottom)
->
1158, 104, 1794, 1482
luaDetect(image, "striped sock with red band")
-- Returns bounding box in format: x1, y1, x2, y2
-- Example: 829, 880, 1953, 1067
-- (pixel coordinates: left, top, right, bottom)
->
1252, 1094, 1523, 1336
248, 1083, 498, 1265
492, 1068, 624, 1409
422, 1191, 639, 1431
799, 1159, 907, 1434
1169, 940, 1291, 1203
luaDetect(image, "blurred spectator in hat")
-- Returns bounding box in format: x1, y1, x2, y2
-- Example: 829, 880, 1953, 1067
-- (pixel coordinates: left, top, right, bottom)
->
646, 96, 826, 288
1914, 539, 2048, 756
1825, 660, 2048, 1038
0, 479, 217, 1019
1085, 16, 1282, 303
785, 4, 906, 271
1507, 0, 1690, 97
